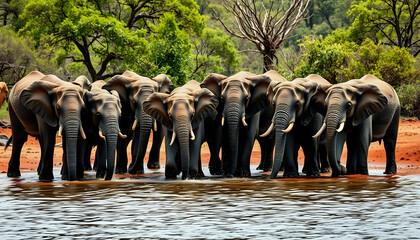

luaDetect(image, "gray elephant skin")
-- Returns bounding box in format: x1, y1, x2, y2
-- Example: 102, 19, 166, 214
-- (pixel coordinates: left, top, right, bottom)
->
201, 71, 272, 177
313, 74, 400, 177
75, 77, 125, 180
103, 71, 173, 174
263, 73, 331, 178
144, 80, 219, 179
7, 71, 86, 180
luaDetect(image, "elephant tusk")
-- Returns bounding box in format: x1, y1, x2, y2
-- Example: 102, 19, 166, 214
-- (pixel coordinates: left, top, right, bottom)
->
169, 131, 176, 146
190, 123, 195, 141
80, 126, 87, 140
153, 121, 157, 131
58, 125, 63, 137
260, 122, 275, 137
118, 131, 127, 139
221, 116, 225, 126
336, 121, 345, 133
282, 122, 294, 133
99, 130, 106, 140
242, 115, 248, 127
132, 119, 138, 131
313, 122, 326, 138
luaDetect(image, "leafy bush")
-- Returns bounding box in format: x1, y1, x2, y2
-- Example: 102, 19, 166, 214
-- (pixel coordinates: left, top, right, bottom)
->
396, 82, 420, 119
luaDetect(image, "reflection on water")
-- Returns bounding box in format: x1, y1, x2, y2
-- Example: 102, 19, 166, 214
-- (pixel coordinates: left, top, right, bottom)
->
1, 168, 420, 239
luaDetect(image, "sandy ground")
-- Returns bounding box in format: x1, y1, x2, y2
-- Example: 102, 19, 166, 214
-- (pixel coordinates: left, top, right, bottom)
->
0, 118, 419, 176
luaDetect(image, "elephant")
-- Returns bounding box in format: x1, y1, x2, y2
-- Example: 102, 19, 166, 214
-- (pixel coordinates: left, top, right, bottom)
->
312, 74, 400, 177
201, 71, 272, 177
7, 71, 86, 180
75, 77, 126, 180
0, 82, 8, 106
103, 70, 173, 174
261, 74, 332, 178
143, 80, 219, 179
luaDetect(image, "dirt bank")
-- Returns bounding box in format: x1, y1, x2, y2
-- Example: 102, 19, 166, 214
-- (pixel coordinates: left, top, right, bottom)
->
0, 118, 419, 175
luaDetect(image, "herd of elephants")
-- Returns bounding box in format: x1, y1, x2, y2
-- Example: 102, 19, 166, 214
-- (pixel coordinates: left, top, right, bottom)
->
0, 69, 401, 181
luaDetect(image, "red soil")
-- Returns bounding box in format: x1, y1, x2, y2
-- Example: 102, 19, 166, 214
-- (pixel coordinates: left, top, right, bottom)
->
0, 118, 419, 175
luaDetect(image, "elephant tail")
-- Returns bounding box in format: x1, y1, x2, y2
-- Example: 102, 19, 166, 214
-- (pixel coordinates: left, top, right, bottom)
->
4, 135, 12, 150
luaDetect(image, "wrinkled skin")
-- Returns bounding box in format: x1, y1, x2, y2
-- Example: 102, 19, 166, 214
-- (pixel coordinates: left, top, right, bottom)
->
144, 80, 219, 179
76, 78, 124, 180
201, 71, 271, 177
265, 74, 331, 178
0, 82, 8, 107
103, 71, 173, 174
7, 71, 86, 181
314, 75, 400, 177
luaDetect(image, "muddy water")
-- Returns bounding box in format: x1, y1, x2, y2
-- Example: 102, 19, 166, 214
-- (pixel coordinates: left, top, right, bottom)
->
1, 168, 420, 239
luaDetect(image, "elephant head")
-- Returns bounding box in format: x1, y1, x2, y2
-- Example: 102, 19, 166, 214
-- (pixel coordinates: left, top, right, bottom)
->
143, 82, 218, 179
313, 79, 388, 176
0, 82, 8, 107
83, 80, 125, 180
201, 71, 271, 176
262, 75, 331, 178
20, 75, 86, 180
103, 71, 173, 173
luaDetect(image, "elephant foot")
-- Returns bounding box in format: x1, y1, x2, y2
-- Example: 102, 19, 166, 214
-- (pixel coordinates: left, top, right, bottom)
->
331, 165, 347, 177
115, 167, 127, 174
38, 173, 54, 181
302, 166, 307, 174
283, 172, 299, 178
96, 170, 106, 179
147, 161, 160, 169
128, 168, 144, 174
7, 171, 21, 177
384, 170, 397, 174
256, 164, 264, 170
188, 169, 205, 179
209, 158, 222, 175
320, 167, 331, 173
235, 169, 251, 178
306, 171, 321, 177
165, 165, 178, 179
222, 174, 234, 178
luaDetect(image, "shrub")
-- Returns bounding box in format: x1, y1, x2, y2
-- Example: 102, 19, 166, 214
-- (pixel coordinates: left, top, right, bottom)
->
396, 82, 420, 119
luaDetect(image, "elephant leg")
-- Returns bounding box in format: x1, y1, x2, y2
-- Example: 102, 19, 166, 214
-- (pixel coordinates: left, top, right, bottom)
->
115, 135, 130, 174
383, 108, 400, 174
189, 126, 204, 179
355, 119, 372, 175
301, 128, 320, 177
7, 105, 28, 177
256, 136, 274, 172
346, 130, 357, 174
237, 115, 259, 177
95, 140, 107, 178
283, 133, 299, 178
148, 124, 164, 169
129, 129, 150, 174
207, 122, 222, 175
37, 116, 56, 180
318, 132, 330, 173
164, 129, 179, 179
77, 136, 85, 179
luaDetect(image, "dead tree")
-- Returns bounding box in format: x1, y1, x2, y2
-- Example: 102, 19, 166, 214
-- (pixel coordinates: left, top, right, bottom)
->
214, 0, 310, 71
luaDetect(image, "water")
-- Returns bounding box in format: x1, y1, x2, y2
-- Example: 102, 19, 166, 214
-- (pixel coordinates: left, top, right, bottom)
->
1, 168, 420, 239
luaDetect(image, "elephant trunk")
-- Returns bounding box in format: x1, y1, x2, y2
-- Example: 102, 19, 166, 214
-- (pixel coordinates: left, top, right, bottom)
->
325, 105, 347, 177
224, 100, 241, 176
174, 117, 190, 180
64, 118, 80, 181
270, 104, 292, 179
104, 118, 119, 180
129, 110, 153, 173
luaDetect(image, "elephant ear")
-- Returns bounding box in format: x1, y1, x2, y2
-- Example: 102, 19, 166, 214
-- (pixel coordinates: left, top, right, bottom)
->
200, 73, 227, 98
20, 81, 60, 127
311, 83, 330, 116
103, 75, 135, 104
143, 92, 172, 129
245, 74, 271, 118
353, 84, 388, 126
0, 82, 8, 106
267, 81, 282, 112
152, 74, 174, 94
190, 88, 219, 129
72, 76, 91, 91
300, 81, 319, 126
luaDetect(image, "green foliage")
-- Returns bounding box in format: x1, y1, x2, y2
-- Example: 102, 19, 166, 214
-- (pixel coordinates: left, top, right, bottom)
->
396, 81, 420, 119
0, 101, 9, 121
149, 13, 193, 87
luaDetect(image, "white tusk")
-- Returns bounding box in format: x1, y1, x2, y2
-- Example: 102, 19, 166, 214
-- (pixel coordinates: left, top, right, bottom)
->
132, 119, 138, 131
260, 122, 275, 137
118, 131, 127, 139
80, 126, 87, 140
282, 122, 294, 133
313, 122, 326, 138
58, 125, 63, 137
153, 121, 157, 131
98, 130, 106, 140
242, 115, 248, 127
190, 123, 195, 141
221, 116, 225, 126
169, 131, 176, 146
336, 121, 345, 133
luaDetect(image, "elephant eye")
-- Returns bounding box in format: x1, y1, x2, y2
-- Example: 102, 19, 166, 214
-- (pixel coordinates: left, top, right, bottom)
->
347, 102, 352, 108
56, 105, 61, 113
96, 112, 101, 119
295, 101, 301, 107
132, 100, 136, 105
